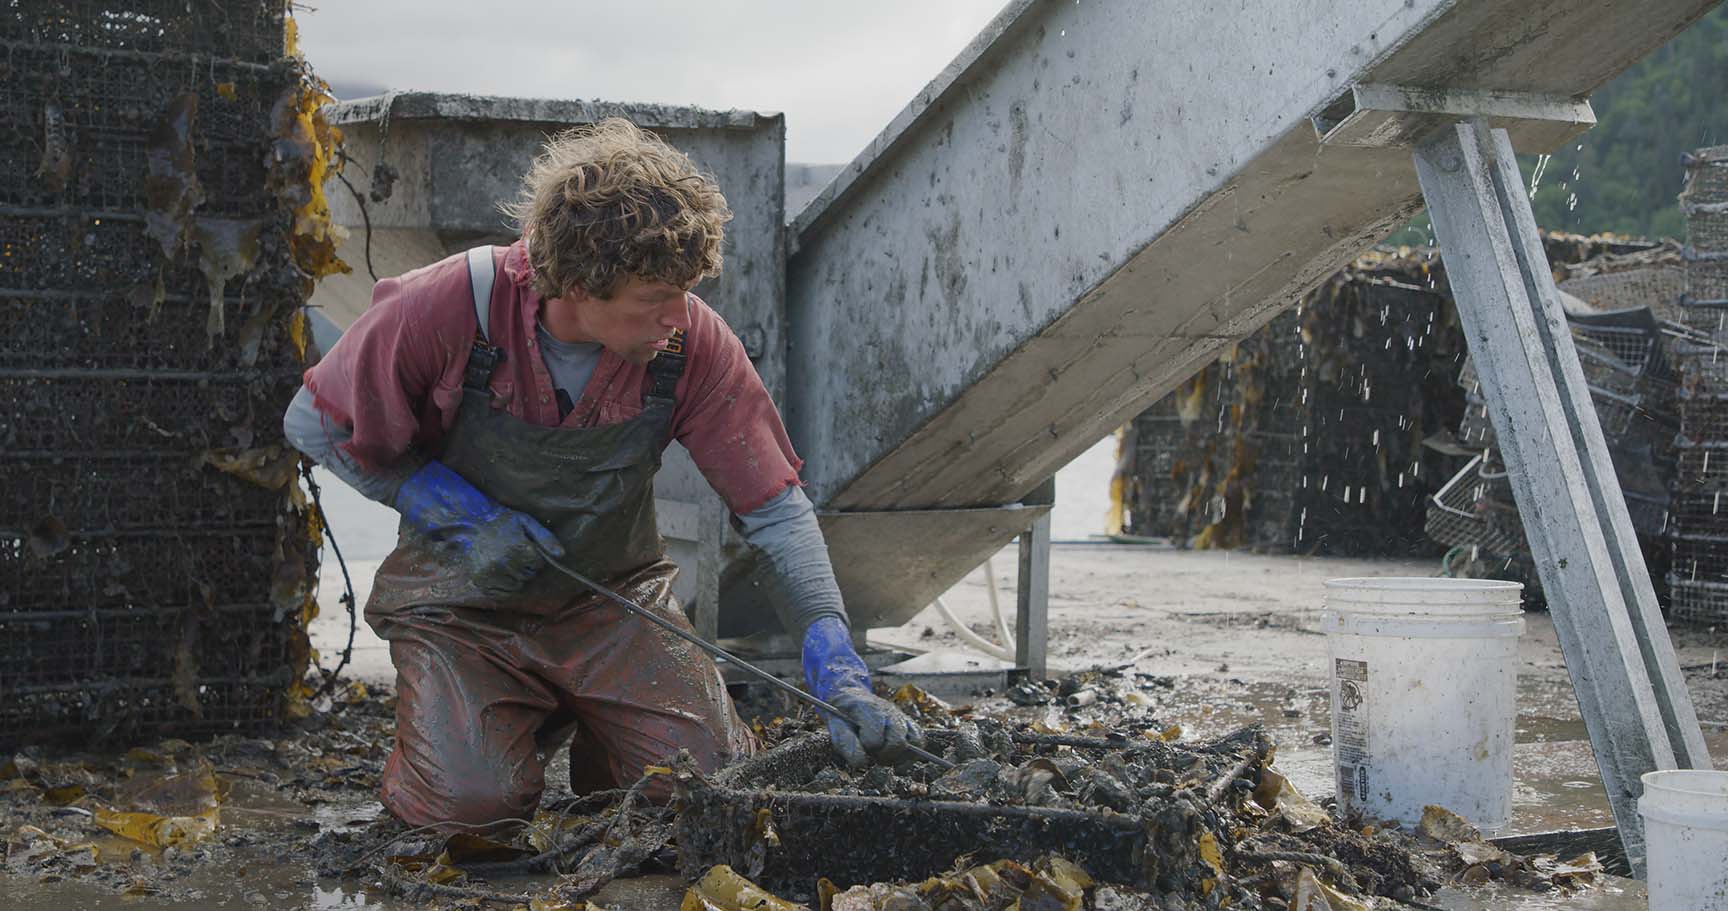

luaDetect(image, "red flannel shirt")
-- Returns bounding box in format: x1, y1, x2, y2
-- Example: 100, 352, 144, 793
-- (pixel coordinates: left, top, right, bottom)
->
303, 240, 803, 514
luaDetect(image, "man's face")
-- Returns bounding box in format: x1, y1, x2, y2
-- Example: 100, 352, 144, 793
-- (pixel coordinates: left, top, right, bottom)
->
558, 276, 693, 364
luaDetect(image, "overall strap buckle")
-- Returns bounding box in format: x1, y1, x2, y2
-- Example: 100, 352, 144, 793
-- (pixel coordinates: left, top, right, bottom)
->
463, 245, 506, 393
643, 328, 688, 405
464, 339, 506, 392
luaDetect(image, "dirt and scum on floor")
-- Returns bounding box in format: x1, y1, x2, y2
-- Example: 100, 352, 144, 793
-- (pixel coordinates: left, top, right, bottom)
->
3, 545, 1725, 910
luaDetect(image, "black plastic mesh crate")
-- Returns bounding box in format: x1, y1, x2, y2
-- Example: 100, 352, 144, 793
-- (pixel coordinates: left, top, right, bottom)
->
1666, 578, 1728, 625
0, 530, 285, 612
0, 44, 289, 147
1456, 387, 1666, 452
1683, 149, 1728, 199
1667, 150, 1728, 623
0, 292, 301, 371
0, 679, 292, 744
0, 213, 214, 293
677, 731, 1185, 897
1685, 262, 1728, 309
1123, 413, 1187, 539
1128, 270, 1463, 556
0, 43, 283, 216
1677, 393, 1728, 447
0, 0, 317, 748
1674, 342, 1728, 392
0, 126, 273, 215
1561, 267, 1687, 316
1690, 219, 1728, 258
1682, 148, 1728, 255
1681, 148, 1728, 304
1576, 329, 1657, 389
1677, 299, 1728, 338
1669, 488, 1728, 526
1, 603, 295, 691
1593, 389, 1668, 444
0, 1, 287, 63
1458, 330, 1672, 450
1, 459, 282, 533
1424, 454, 1526, 556
1676, 444, 1728, 489
0, 375, 296, 453
1667, 532, 1728, 600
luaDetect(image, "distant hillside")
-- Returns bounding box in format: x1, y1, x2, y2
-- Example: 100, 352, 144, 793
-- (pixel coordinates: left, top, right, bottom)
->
1524, 5, 1727, 240
1387, 7, 1724, 246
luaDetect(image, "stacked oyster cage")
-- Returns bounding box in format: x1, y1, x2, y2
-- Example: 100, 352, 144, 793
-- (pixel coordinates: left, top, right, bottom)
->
1126, 252, 1466, 556
1669, 147, 1728, 623
1426, 238, 1686, 602
0, 1, 319, 746
1124, 339, 1278, 550
1257, 268, 1467, 555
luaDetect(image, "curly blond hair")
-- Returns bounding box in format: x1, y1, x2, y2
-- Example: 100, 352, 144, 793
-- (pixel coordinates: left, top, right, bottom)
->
504, 118, 731, 299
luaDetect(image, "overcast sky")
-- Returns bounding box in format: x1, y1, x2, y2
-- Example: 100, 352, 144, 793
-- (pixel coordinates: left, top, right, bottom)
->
295, 1, 1009, 164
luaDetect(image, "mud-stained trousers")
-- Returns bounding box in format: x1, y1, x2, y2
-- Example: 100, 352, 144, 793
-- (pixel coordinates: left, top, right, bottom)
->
369, 561, 754, 827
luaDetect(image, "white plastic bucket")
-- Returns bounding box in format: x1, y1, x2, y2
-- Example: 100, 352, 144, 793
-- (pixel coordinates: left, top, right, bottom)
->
1320, 577, 1525, 834
1640, 769, 1728, 909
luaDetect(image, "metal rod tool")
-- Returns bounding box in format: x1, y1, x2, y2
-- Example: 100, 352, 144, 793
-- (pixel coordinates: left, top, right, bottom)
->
531, 541, 954, 770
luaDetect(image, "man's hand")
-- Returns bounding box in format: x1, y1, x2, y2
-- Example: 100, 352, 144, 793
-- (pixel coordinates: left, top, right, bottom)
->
822, 686, 921, 768
393, 460, 565, 596
801, 616, 923, 768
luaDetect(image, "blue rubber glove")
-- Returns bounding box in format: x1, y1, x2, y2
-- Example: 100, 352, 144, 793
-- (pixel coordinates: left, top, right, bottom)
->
802, 616, 923, 767
392, 460, 565, 596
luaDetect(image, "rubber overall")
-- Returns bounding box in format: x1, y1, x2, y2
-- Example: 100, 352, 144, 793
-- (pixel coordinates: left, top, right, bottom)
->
364, 248, 754, 828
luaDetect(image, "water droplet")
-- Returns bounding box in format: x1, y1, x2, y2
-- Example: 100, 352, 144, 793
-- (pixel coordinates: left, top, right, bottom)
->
1527, 153, 1551, 199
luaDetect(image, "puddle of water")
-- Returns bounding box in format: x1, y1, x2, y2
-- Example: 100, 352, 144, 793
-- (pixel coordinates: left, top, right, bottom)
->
1432, 877, 1646, 910
312, 882, 386, 910
1515, 715, 1590, 744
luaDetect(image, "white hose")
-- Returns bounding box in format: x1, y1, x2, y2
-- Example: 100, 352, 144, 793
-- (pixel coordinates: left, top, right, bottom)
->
984, 555, 1013, 648
927, 557, 1018, 663
931, 596, 1016, 662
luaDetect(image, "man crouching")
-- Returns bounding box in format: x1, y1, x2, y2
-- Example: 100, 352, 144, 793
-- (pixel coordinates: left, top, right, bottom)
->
284, 118, 919, 827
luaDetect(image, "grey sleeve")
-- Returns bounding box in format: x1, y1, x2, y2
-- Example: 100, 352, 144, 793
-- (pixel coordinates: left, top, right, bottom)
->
282, 385, 416, 504
735, 485, 849, 635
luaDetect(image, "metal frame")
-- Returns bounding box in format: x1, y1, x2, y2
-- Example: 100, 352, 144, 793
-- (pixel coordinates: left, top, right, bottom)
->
1014, 478, 1054, 680
1414, 117, 1711, 875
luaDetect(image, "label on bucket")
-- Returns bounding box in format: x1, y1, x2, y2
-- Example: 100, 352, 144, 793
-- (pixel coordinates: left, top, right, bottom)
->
1335, 659, 1369, 803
